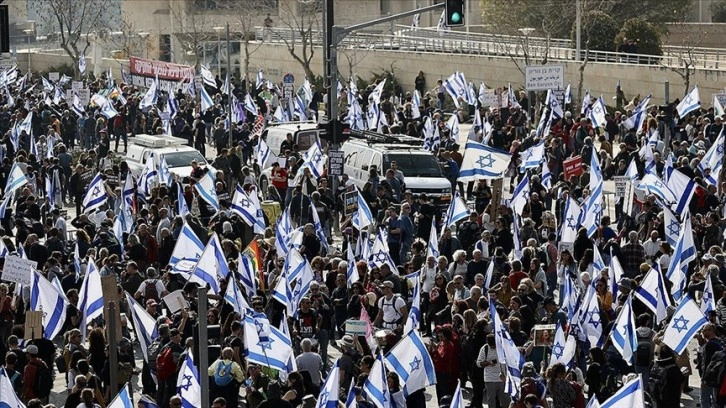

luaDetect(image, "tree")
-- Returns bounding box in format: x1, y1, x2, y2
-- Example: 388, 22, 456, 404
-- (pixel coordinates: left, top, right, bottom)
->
234, 2, 274, 90
614, 18, 663, 56
29, 0, 115, 78
713, 0, 726, 22
277, 0, 323, 80
171, 0, 219, 69
571, 11, 619, 52
661, 18, 712, 95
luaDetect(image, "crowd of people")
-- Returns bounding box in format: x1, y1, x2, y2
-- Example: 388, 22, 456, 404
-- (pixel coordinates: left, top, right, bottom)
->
0, 65, 724, 408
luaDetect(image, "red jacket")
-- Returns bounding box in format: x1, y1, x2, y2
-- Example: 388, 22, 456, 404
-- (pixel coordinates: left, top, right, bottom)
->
23, 358, 46, 400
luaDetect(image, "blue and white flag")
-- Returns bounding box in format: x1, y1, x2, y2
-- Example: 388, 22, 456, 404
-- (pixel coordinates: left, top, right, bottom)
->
422, 117, 439, 152
346, 242, 359, 286
581, 90, 592, 114
45, 171, 62, 211
449, 380, 464, 408
170, 222, 204, 265
663, 295, 708, 354
560, 197, 580, 243
600, 375, 644, 408
0, 194, 10, 221
662, 206, 680, 248
639, 173, 676, 205
255, 138, 276, 170
82, 173, 108, 214
512, 215, 522, 259
107, 383, 133, 408
483, 259, 494, 290
30, 270, 68, 340
4, 162, 27, 196
138, 395, 158, 408
139, 75, 158, 110
489, 299, 524, 399
190, 234, 229, 294
231, 185, 265, 232
158, 155, 172, 186
520, 141, 545, 171
436, 9, 450, 36
176, 183, 189, 218
427, 218, 440, 260
458, 141, 512, 181
403, 273, 421, 333
443, 72, 468, 109
610, 296, 638, 365
549, 322, 577, 367
256, 70, 264, 89
300, 141, 325, 178
666, 215, 696, 301
608, 249, 624, 307
71, 94, 85, 116
199, 65, 216, 88
588, 96, 607, 128
541, 161, 552, 190
564, 83, 572, 104
578, 286, 603, 347
446, 113, 460, 142
676, 85, 701, 118
176, 353, 201, 408
547, 89, 564, 119
194, 171, 219, 211
238, 253, 257, 300
243, 314, 296, 373
508, 83, 520, 109
510, 172, 531, 215
317, 359, 341, 408
271, 273, 293, 315
444, 191, 469, 229
78, 259, 104, 341
293, 95, 307, 120
224, 274, 250, 315
275, 208, 293, 257
364, 353, 391, 408
667, 169, 697, 216
244, 93, 258, 115
592, 245, 606, 273
125, 292, 159, 363
0, 366, 25, 408
353, 189, 374, 230
78, 53, 87, 75
369, 231, 398, 272
199, 85, 214, 112
310, 199, 329, 254
702, 272, 716, 316
384, 329, 436, 397
582, 146, 604, 237
633, 266, 671, 325
700, 129, 724, 185
623, 94, 652, 132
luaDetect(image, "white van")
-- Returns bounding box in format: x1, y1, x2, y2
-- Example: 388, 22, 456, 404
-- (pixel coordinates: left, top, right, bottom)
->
125, 134, 215, 181
259, 123, 322, 190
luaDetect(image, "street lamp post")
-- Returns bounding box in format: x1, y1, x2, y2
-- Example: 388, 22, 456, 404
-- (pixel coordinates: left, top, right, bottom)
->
22, 28, 33, 73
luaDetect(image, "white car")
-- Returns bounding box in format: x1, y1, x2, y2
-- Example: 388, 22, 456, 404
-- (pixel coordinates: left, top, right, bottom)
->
125, 134, 216, 181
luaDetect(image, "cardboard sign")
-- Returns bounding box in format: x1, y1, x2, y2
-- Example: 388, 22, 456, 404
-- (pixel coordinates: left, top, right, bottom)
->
163, 289, 189, 315
533, 324, 556, 347
328, 150, 344, 176
48, 72, 60, 82
345, 319, 367, 335
613, 176, 629, 199
1, 255, 36, 286
479, 90, 497, 106
72, 81, 85, 92
25, 311, 43, 339
563, 156, 583, 180
344, 190, 358, 216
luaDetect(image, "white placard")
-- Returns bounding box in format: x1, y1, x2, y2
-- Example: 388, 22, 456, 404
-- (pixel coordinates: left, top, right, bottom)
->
525, 65, 565, 91
163, 289, 189, 315
1, 255, 37, 286
480, 90, 497, 106
77, 89, 91, 105
72, 81, 84, 92
712, 93, 726, 108
48, 72, 60, 82
614, 176, 629, 199
345, 319, 367, 335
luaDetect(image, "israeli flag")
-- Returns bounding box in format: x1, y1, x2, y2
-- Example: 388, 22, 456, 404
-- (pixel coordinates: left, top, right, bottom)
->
170, 222, 204, 265
4, 86, 13, 108
199, 65, 216, 88
346, 242, 360, 286
352, 189, 374, 230
199, 85, 214, 112
512, 215, 522, 259
582, 146, 604, 237
449, 381, 464, 408
4, 162, 27, 196
247, 186, 266, 235
483, 259, 494, 290
676, 85, 701, 118
369, 231, 398, 273
244, 93, 258, 115
592, 245, 606, 273
0, 366, 25, 408
82, 173, 108, 214
284, 249, 314, 300
549, 322, 576, 367
0, 194, 11, 222
45, 172, 62, 211
221, 74, 231, 95
255, 138, 276, 170
436, 9, 450, 36
300, 141, 325, 178
578, 286, 603, 347
384, 329, 436, 397
256, 70, 264, 89
403, 273, 421, 333
510, 172, 531, 216
608, 249, 625, 307
666, 215, 696, 301
275, 208, 293, 257
364, 353, 392, 408
489, 299, 525, 399
520, 141, 545, 171
310, 200, 329, 254
125, 293, 159, 363
78, 259, 105, 341
600, 375, 645, 408
78, 53, 87, 75
194, 171, 219, 211
317, 359, 341, 408
547, 89, 564, 119
177, 183, 189, 217
231, 184, 264, 231
139, 75, 159, 110
662, 206, 680, 248
190, 234, 229, 294
243, 314, 295, 373
368, 78, 386, 105
443, 72, 467, 109
224, 274, 249, 315
138, 395, 158, 408
702, 273, 717, 315
238, 253, 257, 299
411, 13, 420, 30
176, 353, 201, 408
427, 218, 440, 260
100, 98, 118, 119
444, 191, 470, 229
581, 90, 592, 114
422, 117, 440, 152
564, 83, 572, 104
271, 273, 293, 315
446, 113, 460, 142
588, 96, 607, 128
30, 270, 68, 340
560, 197, 580, 243
294, 95, 307, 120
158, 155, 172, 186
610, 296, 638, 365
623, 94, 652, 132
700, 129, 724, 185
541, 161, 552, 190
107, 383, 133, 408
667, 169, 697, 216
71, 94, 85, 116
457, 141, 512, 181
714, 94, 725, 117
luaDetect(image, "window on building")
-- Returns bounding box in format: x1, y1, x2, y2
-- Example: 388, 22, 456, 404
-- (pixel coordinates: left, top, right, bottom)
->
159, 34, 171, 62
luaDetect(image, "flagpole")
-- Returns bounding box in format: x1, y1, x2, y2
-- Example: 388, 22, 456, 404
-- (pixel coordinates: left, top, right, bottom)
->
226, 23, 233, 149
198, 289, 209, 407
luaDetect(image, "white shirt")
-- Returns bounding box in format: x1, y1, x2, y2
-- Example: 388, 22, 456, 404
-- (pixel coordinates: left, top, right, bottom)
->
54, 216, 67, 242
477, 344, 506, 383
643, 239, 661, 258
136, 279, 165, 298
377, 294, 405, 326
420, 265, 437, 293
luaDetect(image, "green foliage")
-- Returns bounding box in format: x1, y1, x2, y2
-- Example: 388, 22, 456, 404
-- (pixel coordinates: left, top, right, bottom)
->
370, 67, 404, 97
571, 11, 620, 52
41, 63, 75, 80
712, 0, 726, 22
614, 18, 663, 56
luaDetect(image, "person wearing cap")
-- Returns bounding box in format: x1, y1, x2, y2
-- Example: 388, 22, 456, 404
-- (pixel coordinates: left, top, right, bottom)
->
374, 281, 408, 333
22, 344, 52, 403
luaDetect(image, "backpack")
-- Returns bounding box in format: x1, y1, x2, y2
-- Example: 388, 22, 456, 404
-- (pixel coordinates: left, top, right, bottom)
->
600, 365, 622, 401
156, 345, 177, 381
648, 362, 680, 402
117, 362, 134, 384
704, 350, 726, 387
33, 360, 53, 398
148, 340, 163, 372
144, 280, 160, 302
213, 361, 234, 386
634, 332, 654, 367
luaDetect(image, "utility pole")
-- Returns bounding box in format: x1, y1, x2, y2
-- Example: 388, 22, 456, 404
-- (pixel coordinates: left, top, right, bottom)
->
108, 302, 119, 398
198, 290, 209, 407
226, 23, 233, 148
575, 0, 581, 61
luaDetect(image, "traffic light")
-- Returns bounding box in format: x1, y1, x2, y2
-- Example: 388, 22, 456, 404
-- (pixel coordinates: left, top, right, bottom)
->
445, 0, 465, 27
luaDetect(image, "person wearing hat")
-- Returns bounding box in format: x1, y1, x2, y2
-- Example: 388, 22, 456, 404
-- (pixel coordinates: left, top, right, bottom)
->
22, 344, 52, 403
337, 334, 360, 391
374, 281, 408, 333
